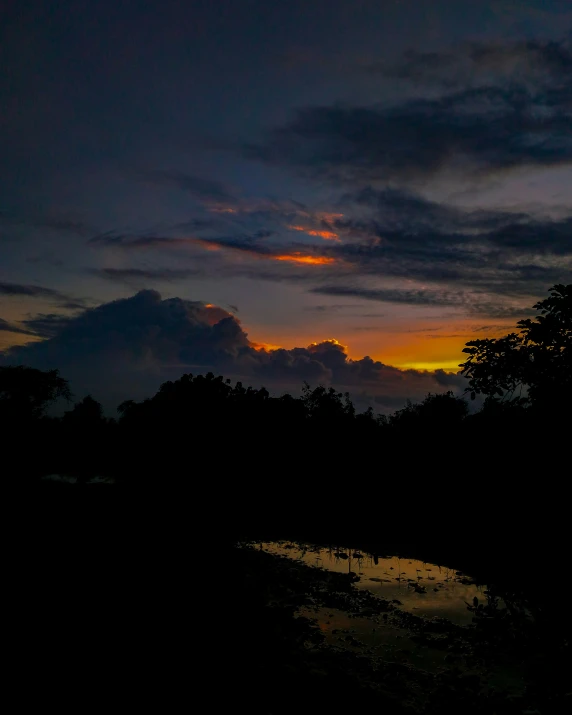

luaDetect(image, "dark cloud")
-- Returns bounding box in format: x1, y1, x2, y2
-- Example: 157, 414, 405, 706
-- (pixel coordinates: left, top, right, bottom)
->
89, 232, 187, 249
1, 282, 66, 298
90, 229, 275, 252
466, 303, 538, 320
310, 285, 539, 319
367, 36, 572, 89
137, 169, 234, 203
87, 184, 572, 311
248, 91, 572, 183
310, 285, 465, 306
303, 304, 360, 312
486, 218, 572, 255
92, 267, 200, 283
0, 318, 31, 335
172, 218, 216, 231
248, 37, 572, 184
1, 291, 461, 411
340, 187, 531, 234
310, 190, 572, 300
0, 281, 87, 308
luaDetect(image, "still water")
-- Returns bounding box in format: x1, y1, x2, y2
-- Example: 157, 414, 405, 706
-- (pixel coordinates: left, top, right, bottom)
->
259, 541, 485, 626
252, 541, 524, 691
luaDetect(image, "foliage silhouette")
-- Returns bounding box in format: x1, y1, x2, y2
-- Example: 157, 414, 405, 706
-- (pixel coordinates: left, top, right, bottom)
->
460, 284, 572, 408
386, 391, 468, 431
0, 365, 71, 423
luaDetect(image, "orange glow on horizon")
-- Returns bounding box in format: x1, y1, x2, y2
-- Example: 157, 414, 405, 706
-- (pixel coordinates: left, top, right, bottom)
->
251, 341, 282, 352
248, 324, 483, 375
274, 252, 336, 265
288, 225, 340, 241
394, 359, 462, 371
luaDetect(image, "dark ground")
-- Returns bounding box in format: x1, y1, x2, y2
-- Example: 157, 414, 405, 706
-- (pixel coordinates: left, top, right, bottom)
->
14, 485, 571, 713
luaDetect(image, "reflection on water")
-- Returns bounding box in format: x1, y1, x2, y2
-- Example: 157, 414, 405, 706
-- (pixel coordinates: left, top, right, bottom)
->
259, 541, 484, 626
253, 541, 524, 694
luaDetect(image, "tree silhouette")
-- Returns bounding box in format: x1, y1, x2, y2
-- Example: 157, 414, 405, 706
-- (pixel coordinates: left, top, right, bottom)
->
459, 284, 572, 408
301, 383, 355, 424
0, 365, 71, 423
63, 395, 104, 425
388, 391, 468, 430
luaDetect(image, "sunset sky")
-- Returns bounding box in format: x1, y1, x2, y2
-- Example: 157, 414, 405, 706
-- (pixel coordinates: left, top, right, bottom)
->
1, 1, 571, 408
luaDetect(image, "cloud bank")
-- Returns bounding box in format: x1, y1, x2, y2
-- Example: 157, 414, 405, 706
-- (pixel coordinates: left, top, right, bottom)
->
1, 291, 464, 411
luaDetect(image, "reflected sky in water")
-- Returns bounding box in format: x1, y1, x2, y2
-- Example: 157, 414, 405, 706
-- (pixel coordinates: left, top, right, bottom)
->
259, 541, 484, 625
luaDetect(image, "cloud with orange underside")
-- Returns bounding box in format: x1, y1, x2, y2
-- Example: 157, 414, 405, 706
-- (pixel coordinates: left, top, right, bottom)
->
288, 224, 340, 241
190, 237, 338, 266
250, 341, 282, 352
274, 253, 336, 265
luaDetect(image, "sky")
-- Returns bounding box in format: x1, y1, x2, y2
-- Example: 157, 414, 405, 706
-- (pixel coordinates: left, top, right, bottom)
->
1, 1, 571, 409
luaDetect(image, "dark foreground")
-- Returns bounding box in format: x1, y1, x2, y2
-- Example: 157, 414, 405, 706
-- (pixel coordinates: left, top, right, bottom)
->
15, 488, 571, 713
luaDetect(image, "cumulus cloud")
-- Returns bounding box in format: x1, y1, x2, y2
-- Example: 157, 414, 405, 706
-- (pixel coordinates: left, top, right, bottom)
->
1, 290, 464, 411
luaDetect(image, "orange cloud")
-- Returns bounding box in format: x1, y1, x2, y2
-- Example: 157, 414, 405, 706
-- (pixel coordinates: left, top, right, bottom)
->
189, 237, 337, 266
288, 225, 340, 241
308, 337, 348, 351
316, 212, 343, 222
274, 253, 336, 265
251, 341, 282, 352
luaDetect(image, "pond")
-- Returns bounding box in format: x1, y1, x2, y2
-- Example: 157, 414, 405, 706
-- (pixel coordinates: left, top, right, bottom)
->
258, 541, 485, 626
238, 541, 555, 705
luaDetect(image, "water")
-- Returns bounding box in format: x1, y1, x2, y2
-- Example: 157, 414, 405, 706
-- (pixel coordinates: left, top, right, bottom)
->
250, 541, 525, 692
259, 541, 485, 625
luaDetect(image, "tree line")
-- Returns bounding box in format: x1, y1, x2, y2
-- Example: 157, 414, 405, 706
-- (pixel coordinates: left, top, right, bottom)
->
2, 283, 569, 486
